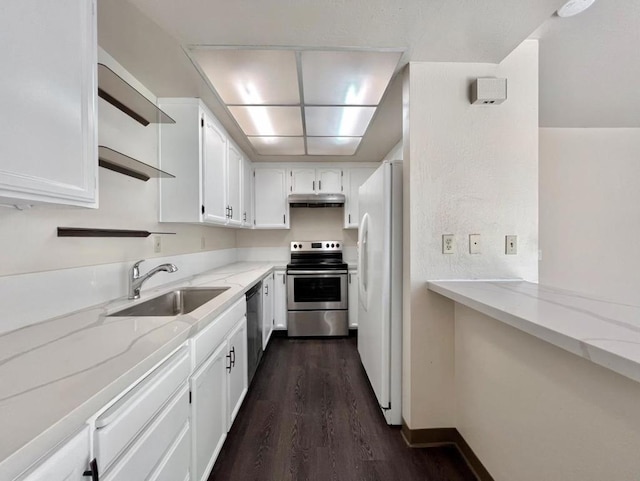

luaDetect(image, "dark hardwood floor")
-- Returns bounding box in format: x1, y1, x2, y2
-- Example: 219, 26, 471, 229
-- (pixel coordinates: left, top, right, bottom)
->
209, 336, 477, 481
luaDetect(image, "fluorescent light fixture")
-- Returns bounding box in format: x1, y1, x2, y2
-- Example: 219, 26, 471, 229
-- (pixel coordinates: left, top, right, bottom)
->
248, 137, 305, 155
557, 0, 596, 17
301, 50, 401, 105
190, 49, 299, 104
228, 106, 303, 136
305, 106, 375, 136
307, 137, 361, 155
190, 47, 404, 156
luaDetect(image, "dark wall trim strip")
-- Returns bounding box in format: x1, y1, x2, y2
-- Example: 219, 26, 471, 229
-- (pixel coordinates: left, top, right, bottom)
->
401, 423, 495, 481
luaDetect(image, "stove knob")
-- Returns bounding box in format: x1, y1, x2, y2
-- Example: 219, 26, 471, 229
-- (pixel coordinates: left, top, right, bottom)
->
331, 243, 335, 248
336, 243, 340, 248
326, 243, 329, 248
293, 244, 297, 249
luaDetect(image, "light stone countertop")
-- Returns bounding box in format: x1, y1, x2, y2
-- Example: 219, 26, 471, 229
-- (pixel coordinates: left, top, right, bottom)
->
427, 280, 640, 384
0, 261, 280, 481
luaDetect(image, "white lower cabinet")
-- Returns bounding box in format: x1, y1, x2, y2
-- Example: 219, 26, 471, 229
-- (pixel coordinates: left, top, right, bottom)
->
348, 270, 359, 328
273, 270, 287, 330
19, 427, 91, 481
102, 387, 190, 481
148, 423, 191, 481
227, 317, 248, 424
191, 342, 228, 481
189, 298, 248, 481
262, 273, 274, 348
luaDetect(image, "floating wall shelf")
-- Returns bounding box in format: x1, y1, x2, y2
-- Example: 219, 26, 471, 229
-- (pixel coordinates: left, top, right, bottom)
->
98, 146, 175, 181
58, 228, 176, 238
97, 63, 176, 126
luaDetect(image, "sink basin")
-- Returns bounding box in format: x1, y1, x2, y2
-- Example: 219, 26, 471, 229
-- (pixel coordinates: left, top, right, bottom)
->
109, 287, 230, 317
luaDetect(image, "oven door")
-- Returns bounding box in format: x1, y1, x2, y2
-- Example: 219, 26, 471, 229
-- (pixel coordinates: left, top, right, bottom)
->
287, 271, 348, 311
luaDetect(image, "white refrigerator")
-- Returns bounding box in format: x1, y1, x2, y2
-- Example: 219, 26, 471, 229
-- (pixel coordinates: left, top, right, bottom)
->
357, 160, 402, 425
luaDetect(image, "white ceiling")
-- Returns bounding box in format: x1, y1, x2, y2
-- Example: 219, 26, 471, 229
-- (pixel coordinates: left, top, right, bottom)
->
120, 0, 637, 161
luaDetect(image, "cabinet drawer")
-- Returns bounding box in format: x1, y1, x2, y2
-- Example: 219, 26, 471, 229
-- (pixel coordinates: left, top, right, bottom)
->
103, 386, 190, 481
148, 422, 190, 481
95, 347, 190, 471
191, 298, 246, 369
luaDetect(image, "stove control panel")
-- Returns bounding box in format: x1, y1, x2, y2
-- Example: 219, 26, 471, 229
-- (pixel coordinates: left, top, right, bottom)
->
291, 241, 342, 252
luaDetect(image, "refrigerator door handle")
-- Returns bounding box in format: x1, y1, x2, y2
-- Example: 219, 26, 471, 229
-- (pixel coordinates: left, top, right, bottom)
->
358, 212, 369, 310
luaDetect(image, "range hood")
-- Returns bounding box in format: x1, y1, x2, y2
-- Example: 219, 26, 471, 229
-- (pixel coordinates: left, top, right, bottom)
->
288, 193, 345, 208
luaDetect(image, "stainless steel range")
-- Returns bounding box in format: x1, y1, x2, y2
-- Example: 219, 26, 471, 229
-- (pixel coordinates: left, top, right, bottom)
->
287, 241, 349, 337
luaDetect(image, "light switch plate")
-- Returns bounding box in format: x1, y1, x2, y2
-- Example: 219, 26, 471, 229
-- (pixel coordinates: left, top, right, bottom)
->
469, 234, 481, 254
505, 235, 517, 255
442, 234, 455, 254
153, 236, 162, 253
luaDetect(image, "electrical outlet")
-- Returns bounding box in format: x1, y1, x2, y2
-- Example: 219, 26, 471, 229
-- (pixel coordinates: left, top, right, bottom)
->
442, 234, 455, 254
153, 236, 162, 253
505, 235, 517, 255
469, 234, 481, 254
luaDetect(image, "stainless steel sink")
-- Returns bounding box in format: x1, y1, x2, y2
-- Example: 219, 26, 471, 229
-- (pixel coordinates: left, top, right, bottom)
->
109, 287, 230, 317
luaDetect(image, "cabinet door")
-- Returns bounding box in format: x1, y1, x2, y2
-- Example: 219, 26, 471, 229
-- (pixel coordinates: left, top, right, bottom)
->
289, 168, 316, 194
242, 158, 253, 227
21, 427, 90, 481
191, 342, 227, 481
317, 169, 343, 193
273, 270, 288, 330
254, 169, 289, 228
0, 0, 97, 208
344, 167, 376, 228
348, 271, 359, 328
227, 316, 248, 426
262, 274, 274, 349
226, 143, 242, 226
202, 112, 228, 225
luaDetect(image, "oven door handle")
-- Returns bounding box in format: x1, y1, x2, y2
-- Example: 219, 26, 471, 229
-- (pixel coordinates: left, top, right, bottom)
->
358, 213, 369, 310
287, 270, 348, 275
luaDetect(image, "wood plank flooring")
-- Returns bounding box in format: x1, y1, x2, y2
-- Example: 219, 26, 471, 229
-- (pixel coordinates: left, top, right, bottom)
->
209, 336, 477, 481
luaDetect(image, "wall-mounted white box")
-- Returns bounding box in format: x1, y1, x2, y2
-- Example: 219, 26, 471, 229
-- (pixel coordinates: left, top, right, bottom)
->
471, 78, 507, 105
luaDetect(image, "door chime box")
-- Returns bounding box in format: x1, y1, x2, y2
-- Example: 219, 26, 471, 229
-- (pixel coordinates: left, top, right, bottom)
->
471, 77, 507, 105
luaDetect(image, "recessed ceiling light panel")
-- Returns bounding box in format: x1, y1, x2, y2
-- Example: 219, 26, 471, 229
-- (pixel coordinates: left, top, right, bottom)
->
301, 51, 402, 105
557, 0, 596, 17
191, 49, 300, 104
307, 137, 361, 156
228, 106, 303, 136
305, 106, 376, 136
247, 137, 305, 155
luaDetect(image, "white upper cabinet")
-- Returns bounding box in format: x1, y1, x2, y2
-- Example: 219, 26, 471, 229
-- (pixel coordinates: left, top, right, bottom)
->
226, 143, 243, 226
0, 0, 97, 209
202, 111, 228, 225
289, 168, 342, 194
254, 168, 289, 229
242, 158, 253, 227
344, 167, 376, 228
317, 168, 343, 193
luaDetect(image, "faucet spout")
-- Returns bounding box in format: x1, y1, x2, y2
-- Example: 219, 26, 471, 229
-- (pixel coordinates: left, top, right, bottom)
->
128, 260, 178, 299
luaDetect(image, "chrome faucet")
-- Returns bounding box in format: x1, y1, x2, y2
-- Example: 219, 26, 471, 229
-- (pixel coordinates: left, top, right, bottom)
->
128, 259, 178, 299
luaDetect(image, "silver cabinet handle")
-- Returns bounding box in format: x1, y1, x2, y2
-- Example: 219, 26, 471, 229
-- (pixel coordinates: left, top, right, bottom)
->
312, 180, 315, 191
319, 180, 322, 190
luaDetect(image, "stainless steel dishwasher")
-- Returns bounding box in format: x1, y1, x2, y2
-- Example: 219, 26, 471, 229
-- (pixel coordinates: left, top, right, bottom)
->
246, 281, 263, 385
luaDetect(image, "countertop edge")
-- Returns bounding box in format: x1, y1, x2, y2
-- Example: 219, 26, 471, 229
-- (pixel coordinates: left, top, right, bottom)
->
427, 280, 640, 385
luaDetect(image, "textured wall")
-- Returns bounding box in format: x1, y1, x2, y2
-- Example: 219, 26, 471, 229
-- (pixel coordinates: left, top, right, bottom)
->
403, 40, 539, 428
455, 304, 640, 481
539, 128, 640, 305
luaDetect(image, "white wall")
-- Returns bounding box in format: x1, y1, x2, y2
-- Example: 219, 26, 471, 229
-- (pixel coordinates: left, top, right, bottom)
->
455, 304, 640, 481
403, 40, 539, 428
539, 128, 640, 305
